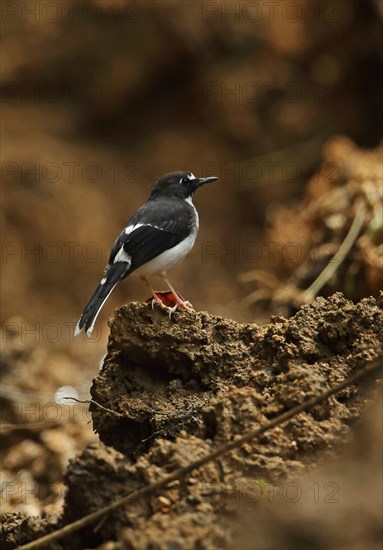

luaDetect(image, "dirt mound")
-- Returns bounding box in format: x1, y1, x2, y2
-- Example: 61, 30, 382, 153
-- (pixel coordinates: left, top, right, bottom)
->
90, 294, 381, 465
2, 293, 381, 549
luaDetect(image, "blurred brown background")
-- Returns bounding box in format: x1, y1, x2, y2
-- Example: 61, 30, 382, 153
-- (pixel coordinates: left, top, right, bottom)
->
2, 0, 382, 334
1, 0, 382, 523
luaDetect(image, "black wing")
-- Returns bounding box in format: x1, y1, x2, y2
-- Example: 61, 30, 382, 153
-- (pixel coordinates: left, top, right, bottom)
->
109, 196, 193, 274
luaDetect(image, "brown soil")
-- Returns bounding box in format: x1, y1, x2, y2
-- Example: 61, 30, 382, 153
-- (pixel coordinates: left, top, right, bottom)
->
1, 293, 381, 549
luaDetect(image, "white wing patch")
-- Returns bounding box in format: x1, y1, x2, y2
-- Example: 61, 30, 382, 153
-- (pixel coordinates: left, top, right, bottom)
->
125, 222, 165, 235
115, 223, 169, 265
114, 247, 132, 264
125, 223, 144, 235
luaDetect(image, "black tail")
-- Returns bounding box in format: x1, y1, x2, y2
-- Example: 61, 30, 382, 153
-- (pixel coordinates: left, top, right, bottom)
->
75, 262, 129, 337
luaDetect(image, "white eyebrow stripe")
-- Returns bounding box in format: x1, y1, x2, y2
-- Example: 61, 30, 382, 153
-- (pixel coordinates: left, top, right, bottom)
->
180, 173, 195, 184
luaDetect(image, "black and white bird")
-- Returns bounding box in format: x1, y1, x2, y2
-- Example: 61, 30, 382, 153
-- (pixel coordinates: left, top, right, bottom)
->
75, 171, 218, 336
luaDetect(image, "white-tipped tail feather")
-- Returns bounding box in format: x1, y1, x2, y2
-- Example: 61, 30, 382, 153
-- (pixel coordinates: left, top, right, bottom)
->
74, 262, 129, 337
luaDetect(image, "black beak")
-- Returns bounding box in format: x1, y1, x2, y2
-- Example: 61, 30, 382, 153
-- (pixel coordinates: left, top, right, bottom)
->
195, 176, 218, 187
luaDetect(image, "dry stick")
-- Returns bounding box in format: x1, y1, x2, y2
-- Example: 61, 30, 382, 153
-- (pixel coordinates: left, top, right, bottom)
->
18, 357, 382, 550
63, 396, 123, 418
304, 201, 367, 301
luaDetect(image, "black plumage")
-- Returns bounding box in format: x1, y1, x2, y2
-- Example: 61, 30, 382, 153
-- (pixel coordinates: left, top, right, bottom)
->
75, 171, 217, 336
109, 196, 193, 270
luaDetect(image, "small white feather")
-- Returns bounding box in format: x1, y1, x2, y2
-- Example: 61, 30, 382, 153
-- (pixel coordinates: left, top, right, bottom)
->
125, 223, 144, 235
114, 247, 132, 264
74, 322, 81, 337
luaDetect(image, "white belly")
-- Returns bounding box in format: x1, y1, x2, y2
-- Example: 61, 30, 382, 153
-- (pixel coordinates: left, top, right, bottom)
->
136, 231, 197, 276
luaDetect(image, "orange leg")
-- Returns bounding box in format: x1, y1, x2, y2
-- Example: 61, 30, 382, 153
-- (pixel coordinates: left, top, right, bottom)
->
160, 273, 194, 317
140, 276, 163, 310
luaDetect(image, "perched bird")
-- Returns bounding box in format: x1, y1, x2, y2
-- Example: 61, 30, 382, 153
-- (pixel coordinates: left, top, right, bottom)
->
75, 171, 218, 336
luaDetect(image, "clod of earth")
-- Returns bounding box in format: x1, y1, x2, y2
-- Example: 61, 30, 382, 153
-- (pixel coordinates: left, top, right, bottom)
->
1, 293, 382, 549
91, 293, 382, 462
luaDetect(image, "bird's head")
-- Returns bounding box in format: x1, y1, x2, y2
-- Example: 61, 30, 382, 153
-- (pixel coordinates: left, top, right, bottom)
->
150, 171, 218, 200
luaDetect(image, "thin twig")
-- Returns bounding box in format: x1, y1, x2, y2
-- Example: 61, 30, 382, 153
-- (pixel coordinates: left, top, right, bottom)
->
141, 430, 163, 443
63, 397, 123, 418
18, 356, 382, 550
304, 201, 367, 301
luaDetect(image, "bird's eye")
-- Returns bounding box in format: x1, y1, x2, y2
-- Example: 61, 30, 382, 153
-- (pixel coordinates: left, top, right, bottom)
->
180, 173, 195, 185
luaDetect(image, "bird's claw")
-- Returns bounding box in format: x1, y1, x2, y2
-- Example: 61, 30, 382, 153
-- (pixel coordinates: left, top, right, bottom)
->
168, 304, 178, 319
148, 291, 194, 318
168, 300, 194, 319
182, 300, 194, 312
152, 299, 194, 320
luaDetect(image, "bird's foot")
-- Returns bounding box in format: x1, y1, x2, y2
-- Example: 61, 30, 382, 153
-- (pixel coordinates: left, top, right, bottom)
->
179, 299, 194, 312
168, 303, 178, 319
146, 291, 194, 318
151, 297, 159, 310
167, 299, 194, 319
